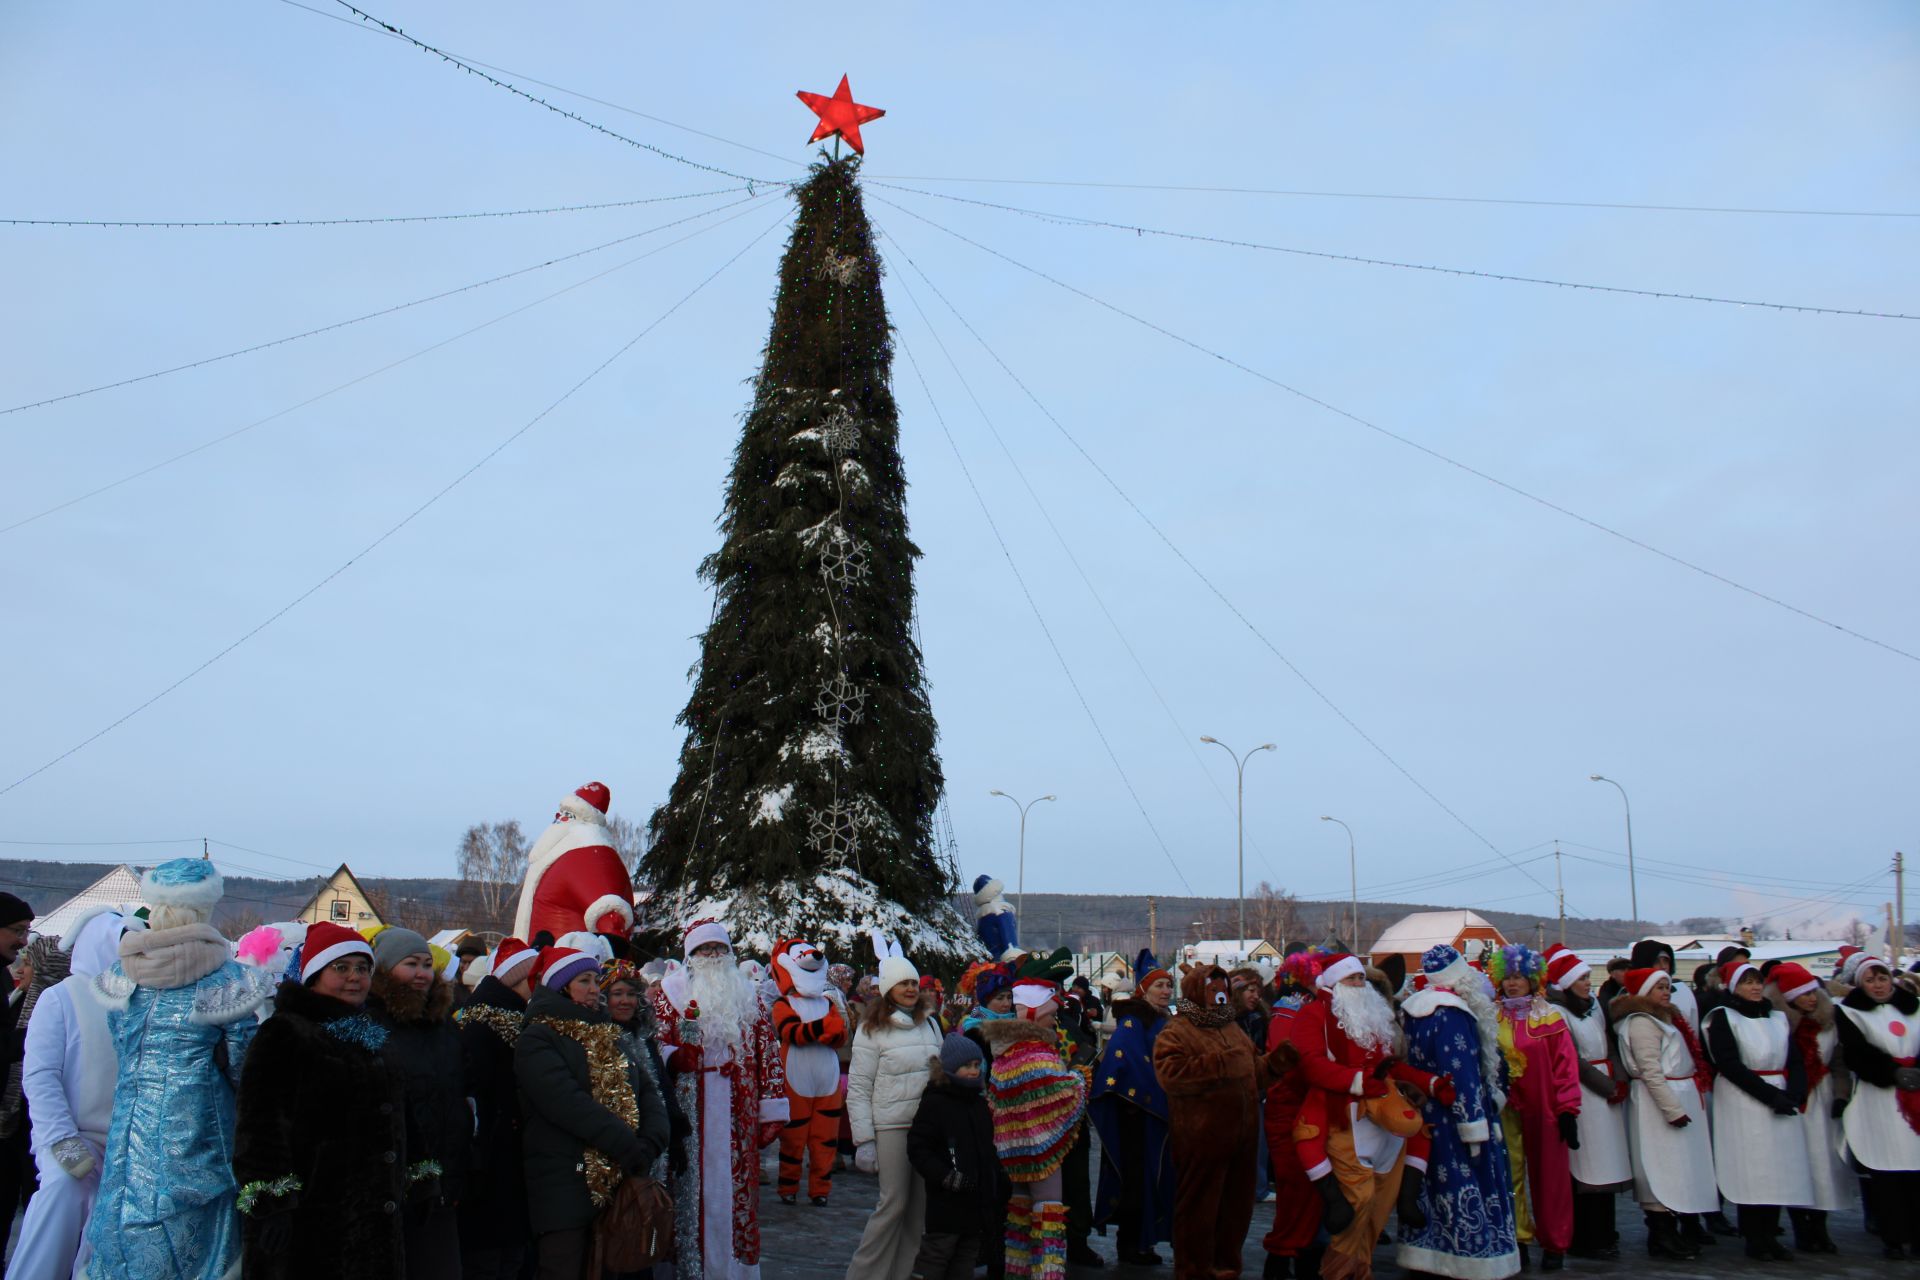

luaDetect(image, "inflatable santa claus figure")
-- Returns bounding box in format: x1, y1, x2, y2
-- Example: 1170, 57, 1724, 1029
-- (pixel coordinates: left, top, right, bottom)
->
511, 781, 636, 945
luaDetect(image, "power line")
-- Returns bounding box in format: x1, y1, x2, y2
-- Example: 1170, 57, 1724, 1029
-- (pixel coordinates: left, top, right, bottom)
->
878, 212, 1569, 909
1, 189, 748, 229
3, 193, 781, 535
330, 2, 775, 186
0, 211, 788, 802
0, 189, 756, 419
867, 175, 1920, 220
871, 182, 1918, 322
272, 0, 805, 170
894, 331, 1195, 897
872, 195, 1920, 668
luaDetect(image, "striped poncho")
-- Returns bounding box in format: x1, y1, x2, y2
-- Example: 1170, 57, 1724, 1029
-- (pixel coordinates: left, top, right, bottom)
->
981, 1019, 1088, 1183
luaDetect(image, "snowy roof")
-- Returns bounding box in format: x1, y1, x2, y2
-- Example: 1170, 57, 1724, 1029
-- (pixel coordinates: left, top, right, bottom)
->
1369, 910, 1501, 954
1185, 939, 1279, 960
428, 929, 470, 950
31, 866, 147, 941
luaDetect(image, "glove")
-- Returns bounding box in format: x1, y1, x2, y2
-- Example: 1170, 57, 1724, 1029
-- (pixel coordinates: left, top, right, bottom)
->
1430, 1074, 1457, 1108
50, 1137, 94, 1180
1667, 1114, 1692, 1129
1896, 1067, 1920, 1092
941, 1167, 974, 1192
1362, 1077, 1390, 1099
1556, 1111, 1580, 1149
1771, 1098, 1800, 1117
854, 1141, 878, 1174
251, 1207, 294, 1254
757, 1121, 783, 1149
672, 1045, 704, 1073
1372, 1057, 1397, 1080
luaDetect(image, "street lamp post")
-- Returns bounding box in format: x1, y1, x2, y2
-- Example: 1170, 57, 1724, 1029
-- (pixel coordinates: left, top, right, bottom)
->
989, 790, 1055, 920
1200, 736, 1277, 952
1321, 816, 1357, 949
1589, 774, 1640, 925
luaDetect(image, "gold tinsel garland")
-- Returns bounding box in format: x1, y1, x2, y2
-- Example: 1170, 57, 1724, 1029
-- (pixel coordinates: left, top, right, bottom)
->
456, 1003, 523, 1045
533, 1016, 639, 1207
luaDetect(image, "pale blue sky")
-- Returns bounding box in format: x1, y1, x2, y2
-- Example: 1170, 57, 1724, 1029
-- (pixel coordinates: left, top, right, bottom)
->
3, 3, 1915, 934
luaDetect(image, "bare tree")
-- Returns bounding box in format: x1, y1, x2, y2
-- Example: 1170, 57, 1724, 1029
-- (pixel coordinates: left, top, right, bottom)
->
1249, 881, 1302, 951
606, 813, 651, 882
456, 821, 530, 934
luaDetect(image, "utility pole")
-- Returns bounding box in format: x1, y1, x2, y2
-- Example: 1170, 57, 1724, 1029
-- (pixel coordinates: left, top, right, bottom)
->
1148, 896, 1158, 958
1536, 920, 1546, 950
202, 836, 210, 860
1897, 852, 1906, 971
1555, 841, 1566, 946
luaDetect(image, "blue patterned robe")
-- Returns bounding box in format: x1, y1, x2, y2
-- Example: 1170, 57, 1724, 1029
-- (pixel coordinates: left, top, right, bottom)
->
86, 939, 273, 1279
1397, 991, 1520, 1280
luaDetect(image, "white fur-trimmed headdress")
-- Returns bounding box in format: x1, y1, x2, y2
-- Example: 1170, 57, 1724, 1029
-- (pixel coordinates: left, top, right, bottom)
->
141, 858, 223, 912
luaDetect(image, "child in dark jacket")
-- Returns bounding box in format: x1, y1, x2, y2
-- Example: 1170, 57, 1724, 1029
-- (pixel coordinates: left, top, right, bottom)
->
907, 1033, 1010, 1280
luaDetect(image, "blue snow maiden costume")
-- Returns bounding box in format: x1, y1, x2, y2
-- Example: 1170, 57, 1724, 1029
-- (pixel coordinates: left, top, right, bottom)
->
86, 859, 277, 1279
1395, 944, 1520, 1280
1089, 950, 1175, 1255
973, 874, 1019, 959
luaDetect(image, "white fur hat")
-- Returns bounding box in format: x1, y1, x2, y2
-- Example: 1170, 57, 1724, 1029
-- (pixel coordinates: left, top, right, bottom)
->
141, 858, 223, 912
877, 955, 920, 993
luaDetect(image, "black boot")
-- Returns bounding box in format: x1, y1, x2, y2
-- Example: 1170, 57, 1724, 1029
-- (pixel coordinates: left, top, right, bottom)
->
1261, 1255, 1292, 1280
1706, 1208, 1740, 1237
1741, 1205, 1793, 1261
1516, 1241, 1531, 1272
1068, 1235, 1106, 1268
1540, 1253, 1564, 1272
1312, 1174, 1354, 1236
1789, 1207, 1838, 1255
1396, 1166, 1428, 1231
1295, 1243, 1324, 1280
1647, 1212, 1698, 1261
1678, 1213, 1717, 1249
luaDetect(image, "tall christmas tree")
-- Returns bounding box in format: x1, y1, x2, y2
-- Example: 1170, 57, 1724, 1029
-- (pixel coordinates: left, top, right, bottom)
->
644, 153, 977, 965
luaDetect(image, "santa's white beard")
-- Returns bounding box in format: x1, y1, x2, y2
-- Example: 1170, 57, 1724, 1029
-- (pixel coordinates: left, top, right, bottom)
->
688, 954, 753, 1056
1330, 983, 1397, 1055
1443, 978, 1507, 1087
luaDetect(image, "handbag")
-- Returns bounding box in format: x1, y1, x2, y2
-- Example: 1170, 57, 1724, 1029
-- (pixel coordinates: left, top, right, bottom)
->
590, 1174, 675, 1273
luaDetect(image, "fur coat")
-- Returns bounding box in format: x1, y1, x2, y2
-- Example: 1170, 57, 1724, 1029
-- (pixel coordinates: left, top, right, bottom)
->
232, 980, 410, 1280
454, 975, 528, 1249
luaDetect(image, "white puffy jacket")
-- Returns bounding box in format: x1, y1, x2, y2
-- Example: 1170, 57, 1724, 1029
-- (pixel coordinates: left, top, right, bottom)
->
845, 1008, 944, 1145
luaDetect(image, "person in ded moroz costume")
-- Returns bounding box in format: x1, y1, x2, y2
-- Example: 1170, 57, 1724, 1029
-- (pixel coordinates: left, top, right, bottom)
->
513, 782, 636, 946
87, 860, 276, 1279
648, 919, 788, 1280
1610, 966, 1717, 1261
1835, 954, 1920, 1259
1396, 944, 1522, 1280
13, 907, 141, 1279
1538, 946, 1631, 1261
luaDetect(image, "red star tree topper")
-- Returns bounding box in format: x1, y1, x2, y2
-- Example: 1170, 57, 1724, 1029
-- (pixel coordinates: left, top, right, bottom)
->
796, 75, 884, 155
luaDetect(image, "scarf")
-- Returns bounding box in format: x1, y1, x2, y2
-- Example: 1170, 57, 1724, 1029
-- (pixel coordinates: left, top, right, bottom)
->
534, 1016, 639, 1207
1673, 1014, 1715, 1093
1790, 1014, 1829, 1107
1175, 999, 1234, 1029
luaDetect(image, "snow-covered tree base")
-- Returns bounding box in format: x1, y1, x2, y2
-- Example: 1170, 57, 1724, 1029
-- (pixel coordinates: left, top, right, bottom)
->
644, 865, 984, 973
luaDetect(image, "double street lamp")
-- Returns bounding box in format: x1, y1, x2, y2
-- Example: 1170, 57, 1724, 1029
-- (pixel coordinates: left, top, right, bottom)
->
988, 790, 1054, 918
1200, 736, 1276, 951
1589, 774, 1640, 925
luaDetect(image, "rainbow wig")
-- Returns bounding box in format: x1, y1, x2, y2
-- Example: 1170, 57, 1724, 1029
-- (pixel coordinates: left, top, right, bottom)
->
1487, 943, 1544, 986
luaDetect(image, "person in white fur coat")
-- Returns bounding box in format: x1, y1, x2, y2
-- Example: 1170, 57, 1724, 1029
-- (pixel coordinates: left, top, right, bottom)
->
12, 907, 140, 1280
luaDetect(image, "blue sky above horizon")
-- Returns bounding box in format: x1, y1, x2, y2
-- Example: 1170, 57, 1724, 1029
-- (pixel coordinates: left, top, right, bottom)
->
2, 3, 1915, 936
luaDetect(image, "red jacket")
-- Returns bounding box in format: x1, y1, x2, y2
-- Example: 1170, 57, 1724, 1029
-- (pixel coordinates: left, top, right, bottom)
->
1286, 991, 1438, 1131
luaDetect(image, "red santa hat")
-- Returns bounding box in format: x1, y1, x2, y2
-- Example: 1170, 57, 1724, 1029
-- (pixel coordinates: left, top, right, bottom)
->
1315, 954, 1366, 990
1625, 966, 1668, 998
300, 921, 373, 985
1545, 949, 1590, 992
1767, 962, 1820, 1002
1719, 960, 1758, 991
512, 781, 636, 943
490, 937, 538, 986
533, 946, 600, 992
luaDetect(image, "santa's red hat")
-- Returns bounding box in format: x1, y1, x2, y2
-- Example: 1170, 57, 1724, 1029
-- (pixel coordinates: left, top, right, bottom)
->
512, 781, 636, 943
1720, 960, 1758, 991
1546, 950, 1589, 992
1315, 954, 1366, 990
533, 946, 599, 992
1768, 962, 1820, 1002
301, 921, 373, 985
1626, 966, 1668, 998
491, 937, 538, 986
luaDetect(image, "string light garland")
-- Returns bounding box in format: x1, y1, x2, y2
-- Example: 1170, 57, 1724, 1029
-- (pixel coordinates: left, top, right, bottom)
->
0, 187, 746, 230
332, 1, 775, 186
872, 181, 1919, 322
3, 195, 782, 537
0, 190, 767, 420
874, 194, 1920, 668
0, 212, 789, 801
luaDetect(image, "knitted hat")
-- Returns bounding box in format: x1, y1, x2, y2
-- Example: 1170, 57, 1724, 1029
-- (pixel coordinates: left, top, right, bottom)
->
0, 893, 31, 929
939, 1031, 984, 1079
1315, 954, 1365, 990
1545, 950, 1590, 991
491, 937, 538, 986
368, 927, 432, 973
1626, 966, 1668, 998
877, 954, 920, 993
301, 921, 373, 984
974, 964, 1015, 1003
1768, 961, 1820, 1002
535, 947, 599, 992
1719, 960, 1758, 991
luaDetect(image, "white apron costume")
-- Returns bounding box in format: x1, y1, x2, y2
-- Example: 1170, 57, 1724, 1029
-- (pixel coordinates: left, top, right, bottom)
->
1619, 1010, 1718, 1213
1800, 1018, 1851, 1211
1563, 999, 1631, 1187
1838, 999, 1920, 1171
1704, 1006, 1812, 1206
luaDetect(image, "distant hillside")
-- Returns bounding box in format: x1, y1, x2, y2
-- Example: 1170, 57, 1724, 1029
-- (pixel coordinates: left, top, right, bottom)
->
0, 860, 1652, 958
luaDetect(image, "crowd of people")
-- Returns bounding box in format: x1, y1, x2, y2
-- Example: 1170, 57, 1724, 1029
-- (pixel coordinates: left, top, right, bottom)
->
0, 863, 1916, 1280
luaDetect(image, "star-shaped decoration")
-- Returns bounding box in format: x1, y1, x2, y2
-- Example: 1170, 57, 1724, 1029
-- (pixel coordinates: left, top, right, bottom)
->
796, 75, 885, 155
